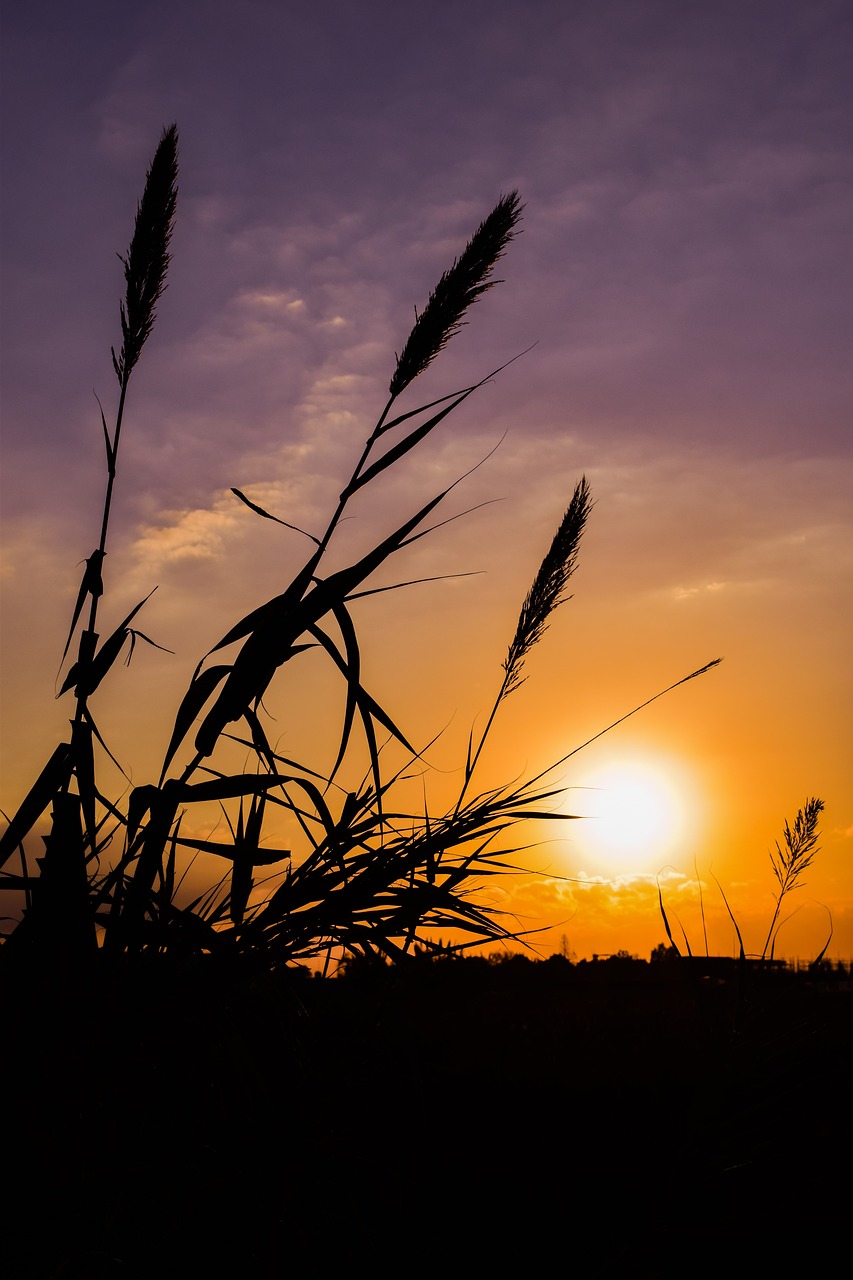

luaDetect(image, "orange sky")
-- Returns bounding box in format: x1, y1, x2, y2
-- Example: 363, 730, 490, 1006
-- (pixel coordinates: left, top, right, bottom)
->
3, 356, 849, 961
2, 0, 852, 962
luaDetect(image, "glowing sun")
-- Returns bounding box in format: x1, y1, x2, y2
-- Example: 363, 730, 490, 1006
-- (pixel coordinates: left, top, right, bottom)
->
571, 758, 689, 871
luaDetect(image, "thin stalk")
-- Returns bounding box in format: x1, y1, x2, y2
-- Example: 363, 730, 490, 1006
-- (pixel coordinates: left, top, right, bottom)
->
695, 854, 709, 956
314, 396, 396, 560
79, 375, 129, 665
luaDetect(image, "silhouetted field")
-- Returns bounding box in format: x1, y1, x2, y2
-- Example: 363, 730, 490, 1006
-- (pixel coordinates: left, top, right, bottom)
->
4, 954, 850, 1277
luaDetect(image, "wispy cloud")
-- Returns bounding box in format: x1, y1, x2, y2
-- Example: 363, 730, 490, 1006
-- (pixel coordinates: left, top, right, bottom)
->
673, 582, 728, 602
133, 497, 240, 568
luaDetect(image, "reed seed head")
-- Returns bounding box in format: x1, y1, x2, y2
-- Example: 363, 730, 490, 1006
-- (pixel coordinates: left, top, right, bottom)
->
770, 796, 824, 895
503, 475, 592, 697
112, 123, 179, 384
389, 191, 523, 398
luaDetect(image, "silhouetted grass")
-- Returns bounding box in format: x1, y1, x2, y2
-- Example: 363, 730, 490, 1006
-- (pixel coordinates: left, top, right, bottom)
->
0, 126, 719, 974
658, 797, 830, 968
2, 124, 846, 1280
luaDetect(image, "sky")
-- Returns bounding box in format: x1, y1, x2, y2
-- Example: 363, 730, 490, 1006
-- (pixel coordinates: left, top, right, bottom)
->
1, 0, 851, 962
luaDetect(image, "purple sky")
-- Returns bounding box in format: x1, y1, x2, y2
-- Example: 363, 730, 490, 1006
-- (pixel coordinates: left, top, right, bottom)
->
2, 0, 852, 957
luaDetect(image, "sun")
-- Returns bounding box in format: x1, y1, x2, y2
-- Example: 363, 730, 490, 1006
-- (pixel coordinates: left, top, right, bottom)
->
568, 757, 691, 872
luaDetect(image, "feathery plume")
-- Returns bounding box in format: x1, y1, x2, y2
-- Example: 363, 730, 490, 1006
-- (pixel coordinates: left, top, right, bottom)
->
763, 796, 824, 958
112, 124, 179, 384
389, 191, 523, 398
503, 475, 592, 697
770, 797, 824, 895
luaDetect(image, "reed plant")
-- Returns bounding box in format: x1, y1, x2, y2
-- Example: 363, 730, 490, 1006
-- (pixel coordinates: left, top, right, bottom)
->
762, 796, 825, 960
658, 796, 829, 964
0, 125, 719, 972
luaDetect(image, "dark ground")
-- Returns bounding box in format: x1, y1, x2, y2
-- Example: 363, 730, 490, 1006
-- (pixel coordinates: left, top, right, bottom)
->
2, 952, 851, 1277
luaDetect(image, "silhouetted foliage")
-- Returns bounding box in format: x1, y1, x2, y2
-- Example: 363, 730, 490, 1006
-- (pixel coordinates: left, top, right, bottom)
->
0, 127, 719, 973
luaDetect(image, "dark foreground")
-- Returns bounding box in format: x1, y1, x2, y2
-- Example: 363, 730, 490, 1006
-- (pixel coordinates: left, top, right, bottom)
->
3, 952, 851, 1277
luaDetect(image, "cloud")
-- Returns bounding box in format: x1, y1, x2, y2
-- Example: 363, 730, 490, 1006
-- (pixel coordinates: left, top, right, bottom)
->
511, 865, 701, 914
673, 582, 728, 602
132, 495, 241, 569
181, 287, 312, 368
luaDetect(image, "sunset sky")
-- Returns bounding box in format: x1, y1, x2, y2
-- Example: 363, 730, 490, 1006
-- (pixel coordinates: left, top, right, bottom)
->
2, 0, 851, 962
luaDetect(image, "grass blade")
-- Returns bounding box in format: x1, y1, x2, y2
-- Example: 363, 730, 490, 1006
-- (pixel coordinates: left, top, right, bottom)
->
0, 744, 73, 869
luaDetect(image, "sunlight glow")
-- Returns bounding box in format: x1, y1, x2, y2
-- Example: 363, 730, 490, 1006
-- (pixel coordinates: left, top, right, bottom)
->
570, 758, 691, 872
